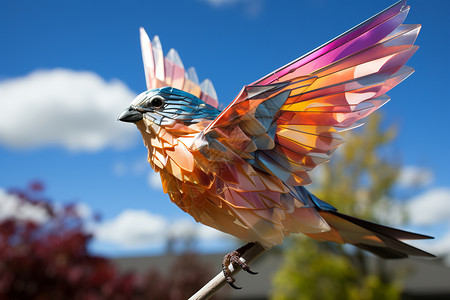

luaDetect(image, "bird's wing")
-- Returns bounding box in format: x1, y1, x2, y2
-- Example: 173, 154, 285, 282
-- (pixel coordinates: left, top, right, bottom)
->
201, 0, 420, 186
139, 28, 219, 108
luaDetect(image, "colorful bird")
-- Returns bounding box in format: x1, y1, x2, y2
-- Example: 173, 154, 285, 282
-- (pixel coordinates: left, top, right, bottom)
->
119, 0, 434, 288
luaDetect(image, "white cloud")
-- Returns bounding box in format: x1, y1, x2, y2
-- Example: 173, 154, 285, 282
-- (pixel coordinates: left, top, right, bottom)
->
74, 202, 93, 219
423, 229, 450, 254
0, 189, 101, 234
113, 157, 150, 177
202, 0, 247, 6
203, 0, 234, 5
198, 222, 230, 240
94, 210, 168, 248
0, 186, 232, 253
168, 218, 197, 239
93, 209, 231, 250
168, 218, 229, 240
398, 166, 434, 188
148, 171, 163, 190
407, 188, 450, 226
406, 226, 450, 258
200, 0, 264, 17
0, 69, 138, 151
0, 188, 49, 224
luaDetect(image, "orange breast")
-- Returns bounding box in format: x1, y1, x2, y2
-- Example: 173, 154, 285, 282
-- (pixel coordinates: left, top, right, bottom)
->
137, 118, 329, 248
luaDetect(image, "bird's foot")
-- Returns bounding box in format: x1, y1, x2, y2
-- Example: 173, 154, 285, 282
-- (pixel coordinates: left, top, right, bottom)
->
222, 242, 258, 289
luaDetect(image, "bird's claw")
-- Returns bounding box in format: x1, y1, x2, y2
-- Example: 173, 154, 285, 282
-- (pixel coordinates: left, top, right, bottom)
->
226, 275, 242, 290
245, 268, 258, 275
222, 242, 258, 289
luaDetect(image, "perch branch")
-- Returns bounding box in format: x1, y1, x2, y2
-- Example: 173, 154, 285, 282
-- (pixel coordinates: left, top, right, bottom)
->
188, 242, 267, 300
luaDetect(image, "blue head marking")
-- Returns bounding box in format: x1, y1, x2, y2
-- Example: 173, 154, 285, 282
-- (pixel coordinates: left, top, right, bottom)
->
130, 87, 221, 126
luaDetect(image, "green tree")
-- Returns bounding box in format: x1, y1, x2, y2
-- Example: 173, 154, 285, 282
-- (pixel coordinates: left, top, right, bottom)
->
271, 114, 403, 300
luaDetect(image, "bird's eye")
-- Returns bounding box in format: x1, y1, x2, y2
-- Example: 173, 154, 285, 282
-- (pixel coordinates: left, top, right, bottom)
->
148, 96, 165, 108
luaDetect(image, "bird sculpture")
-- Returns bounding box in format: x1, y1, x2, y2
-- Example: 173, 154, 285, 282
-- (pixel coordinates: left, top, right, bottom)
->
119, 0, 434, 288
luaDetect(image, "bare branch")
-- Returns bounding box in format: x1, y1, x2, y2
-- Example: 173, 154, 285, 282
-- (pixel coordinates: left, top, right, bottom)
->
188, 243, 267, 300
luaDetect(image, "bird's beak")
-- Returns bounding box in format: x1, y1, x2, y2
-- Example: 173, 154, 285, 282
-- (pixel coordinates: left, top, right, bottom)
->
118, 107, 143, 123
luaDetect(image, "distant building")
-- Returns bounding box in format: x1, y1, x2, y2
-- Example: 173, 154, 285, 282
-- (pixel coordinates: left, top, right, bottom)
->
113, 251, 450, 300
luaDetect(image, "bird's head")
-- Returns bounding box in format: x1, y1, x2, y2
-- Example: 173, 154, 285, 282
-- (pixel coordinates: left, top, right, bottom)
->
118, 87, 220, 126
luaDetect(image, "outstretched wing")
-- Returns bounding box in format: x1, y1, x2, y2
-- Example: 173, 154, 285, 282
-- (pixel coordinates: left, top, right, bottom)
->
139, 28, 219, 108
201, 0, 419, 186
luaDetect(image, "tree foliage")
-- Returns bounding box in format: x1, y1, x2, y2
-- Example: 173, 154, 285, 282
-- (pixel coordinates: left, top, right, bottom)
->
271, 115, 403, 300
0, 182, 220, 300
0, 182, 137, 299
140, 253, 220, 300
319, 113, 399, 219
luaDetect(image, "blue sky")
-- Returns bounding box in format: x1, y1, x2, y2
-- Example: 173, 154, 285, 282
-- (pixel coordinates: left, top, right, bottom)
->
1, 0, 450, 257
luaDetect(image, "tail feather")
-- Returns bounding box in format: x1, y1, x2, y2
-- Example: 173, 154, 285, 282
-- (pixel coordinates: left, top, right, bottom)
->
354, 243, 408, 259
331, 211, 433, 240
306, 210, 435, 259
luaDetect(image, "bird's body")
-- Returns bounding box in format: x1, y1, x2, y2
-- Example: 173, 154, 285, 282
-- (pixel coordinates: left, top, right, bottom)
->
119, 0, 434, 260
134, 90, 331, 248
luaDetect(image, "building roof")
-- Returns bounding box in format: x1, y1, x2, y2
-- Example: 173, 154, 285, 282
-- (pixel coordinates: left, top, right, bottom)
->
112, 250, 450, 300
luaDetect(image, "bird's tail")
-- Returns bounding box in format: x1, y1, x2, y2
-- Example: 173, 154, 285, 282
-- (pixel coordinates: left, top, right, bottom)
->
297, 188, 435, 259
305, 209, 435, 259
